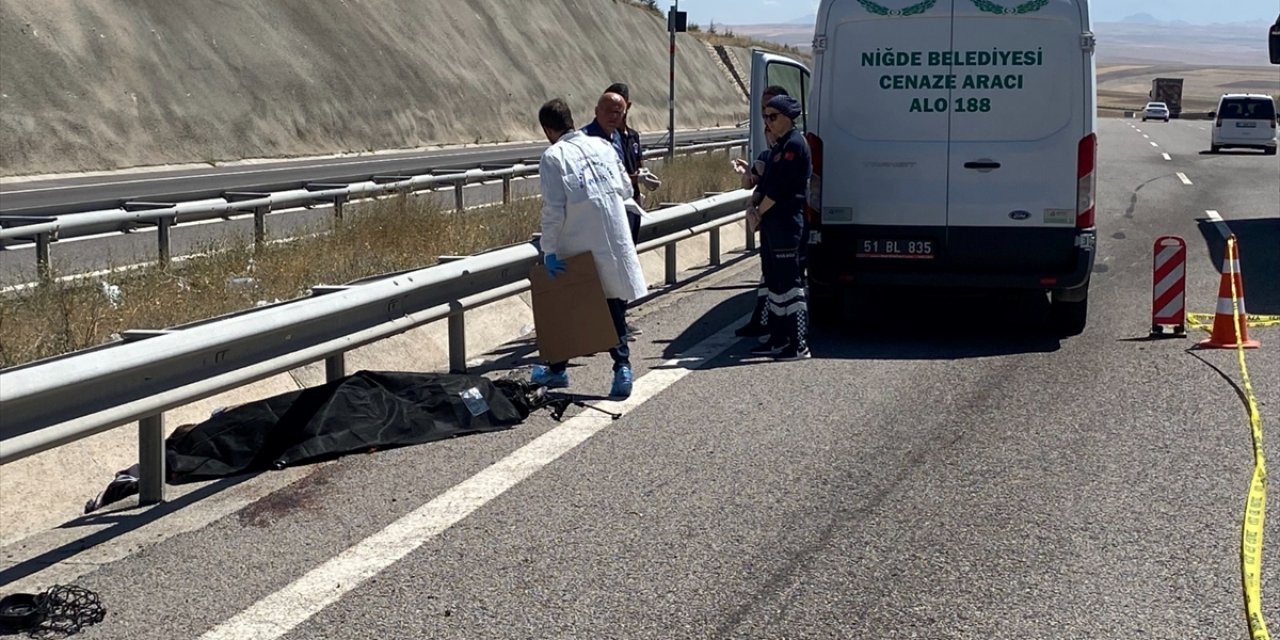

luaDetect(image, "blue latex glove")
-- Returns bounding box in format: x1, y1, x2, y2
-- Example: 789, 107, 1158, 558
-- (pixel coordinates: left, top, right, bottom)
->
544, 253, 567, 279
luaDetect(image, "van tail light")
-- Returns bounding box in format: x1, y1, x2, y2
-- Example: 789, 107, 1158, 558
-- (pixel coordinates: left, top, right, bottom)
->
804, 132, 823, 226
1076, 133, 1096, 229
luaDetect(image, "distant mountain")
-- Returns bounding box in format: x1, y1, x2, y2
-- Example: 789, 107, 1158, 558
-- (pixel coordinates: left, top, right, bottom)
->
788, 13, 817, 25
1121, 13, 1160, 24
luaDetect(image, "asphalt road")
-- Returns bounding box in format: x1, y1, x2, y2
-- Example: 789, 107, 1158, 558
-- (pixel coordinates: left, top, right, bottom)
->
1, 117, 1277, 639
0, 129, 745, 218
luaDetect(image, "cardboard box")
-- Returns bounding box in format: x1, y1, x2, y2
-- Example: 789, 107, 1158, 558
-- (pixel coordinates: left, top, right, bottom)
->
529, 252, 619, 364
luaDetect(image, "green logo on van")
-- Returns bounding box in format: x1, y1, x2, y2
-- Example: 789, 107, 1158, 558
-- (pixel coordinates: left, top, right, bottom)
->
969, 0, 1050, 14
854, 0, 938, 17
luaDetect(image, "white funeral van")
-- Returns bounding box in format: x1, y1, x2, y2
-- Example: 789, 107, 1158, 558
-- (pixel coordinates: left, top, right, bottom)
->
750, 0, 1098, 334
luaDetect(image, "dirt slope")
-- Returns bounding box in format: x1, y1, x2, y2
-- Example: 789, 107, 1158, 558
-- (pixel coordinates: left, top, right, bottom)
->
0, 0, 747, 176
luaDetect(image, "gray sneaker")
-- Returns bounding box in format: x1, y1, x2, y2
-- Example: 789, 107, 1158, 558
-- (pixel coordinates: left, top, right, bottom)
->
773, 345, 811, 361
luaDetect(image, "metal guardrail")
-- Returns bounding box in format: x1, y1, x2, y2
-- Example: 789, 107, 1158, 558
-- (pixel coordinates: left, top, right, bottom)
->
0, 140, 746, 282
0, 190, 753, 503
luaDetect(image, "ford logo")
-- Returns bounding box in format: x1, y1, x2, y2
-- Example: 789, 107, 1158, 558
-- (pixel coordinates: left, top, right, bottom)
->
1009, 210, 1031, 221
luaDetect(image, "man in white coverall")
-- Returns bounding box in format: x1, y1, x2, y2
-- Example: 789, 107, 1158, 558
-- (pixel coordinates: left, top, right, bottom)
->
531, 98, 648, 399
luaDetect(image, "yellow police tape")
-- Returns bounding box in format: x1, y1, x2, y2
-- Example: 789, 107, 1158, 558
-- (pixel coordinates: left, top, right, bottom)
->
1223, 238, 1271, 640
1187, 313, 1280, 332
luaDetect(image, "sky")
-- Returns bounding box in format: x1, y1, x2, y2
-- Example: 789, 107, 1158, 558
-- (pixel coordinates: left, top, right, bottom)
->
651, 0, 1279, 26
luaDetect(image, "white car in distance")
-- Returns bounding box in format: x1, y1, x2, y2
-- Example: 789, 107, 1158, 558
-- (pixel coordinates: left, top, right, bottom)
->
1142, 101, 1170, 122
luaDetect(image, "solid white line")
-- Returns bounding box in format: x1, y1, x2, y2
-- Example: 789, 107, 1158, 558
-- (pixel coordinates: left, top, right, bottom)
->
1177, 172, 1192, 185
199, 317, 749, 640
1162, 153, 1172, 161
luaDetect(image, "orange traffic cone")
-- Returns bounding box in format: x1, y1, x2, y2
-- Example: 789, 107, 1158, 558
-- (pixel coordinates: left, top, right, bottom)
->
1199, 235, 1260, 349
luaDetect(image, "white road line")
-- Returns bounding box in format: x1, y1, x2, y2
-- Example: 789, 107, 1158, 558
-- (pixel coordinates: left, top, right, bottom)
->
1177, 172, 1193, 185
1205, 209, 1231, 238
1150, 142, 1159, 147
1162, 153, 1172, 161
199, 317, 749, 640
1142, 134, 1150, 139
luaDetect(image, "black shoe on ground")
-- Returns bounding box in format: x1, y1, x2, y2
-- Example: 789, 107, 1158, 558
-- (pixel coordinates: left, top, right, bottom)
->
734, 323, 770, 338
750, 340, 788, 356
774, 345, 812, 361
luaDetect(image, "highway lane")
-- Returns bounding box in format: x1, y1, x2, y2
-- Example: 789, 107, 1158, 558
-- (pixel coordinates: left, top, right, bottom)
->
1, 118, 1276, 639
0, 128, 745, 217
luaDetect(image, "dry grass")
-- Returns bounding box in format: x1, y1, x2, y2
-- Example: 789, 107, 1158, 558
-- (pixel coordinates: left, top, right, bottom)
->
694, 29, 807, 58
0, 152, 741, 369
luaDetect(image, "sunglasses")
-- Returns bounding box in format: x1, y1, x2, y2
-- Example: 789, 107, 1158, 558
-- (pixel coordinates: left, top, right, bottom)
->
764, 111, 783, 122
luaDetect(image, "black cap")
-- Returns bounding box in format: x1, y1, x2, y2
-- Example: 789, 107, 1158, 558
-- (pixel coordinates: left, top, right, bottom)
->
605, 82, 630, 102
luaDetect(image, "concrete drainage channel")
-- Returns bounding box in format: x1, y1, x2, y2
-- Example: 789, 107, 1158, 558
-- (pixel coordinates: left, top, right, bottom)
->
0, 191, 755, 547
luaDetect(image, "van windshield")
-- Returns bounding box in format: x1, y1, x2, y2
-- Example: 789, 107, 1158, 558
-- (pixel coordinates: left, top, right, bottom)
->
1219, 98, 1277, 121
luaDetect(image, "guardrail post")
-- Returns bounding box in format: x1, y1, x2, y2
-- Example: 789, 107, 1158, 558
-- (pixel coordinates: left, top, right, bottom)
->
253, 206, 268, 252
665, 243, 678, 285
139, 413, 166, 505
35, 232, 52, 284
454, 179, 466, 212
333, 195, 347, 225
502, 176, 512, 205
326, 353, 346, 381
157, 216, 173, 268
448, 308, 466, 373
709, 227, 721, 267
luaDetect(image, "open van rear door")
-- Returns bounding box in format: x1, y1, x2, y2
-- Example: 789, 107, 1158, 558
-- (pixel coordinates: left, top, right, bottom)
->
749, 50, 811, 163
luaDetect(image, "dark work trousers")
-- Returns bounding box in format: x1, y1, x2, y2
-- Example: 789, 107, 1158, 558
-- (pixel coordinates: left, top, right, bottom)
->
550, 298, 630, 373
746, 229, 772, 330
798, 215, 810, 277
760, 210, 808, 351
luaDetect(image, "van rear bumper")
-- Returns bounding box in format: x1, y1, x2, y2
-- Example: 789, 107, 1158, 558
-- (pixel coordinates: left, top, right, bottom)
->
809, 227, 1096, 292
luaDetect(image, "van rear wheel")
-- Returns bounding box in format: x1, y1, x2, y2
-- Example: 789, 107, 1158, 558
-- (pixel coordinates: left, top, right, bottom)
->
1050, 288, 1088, 336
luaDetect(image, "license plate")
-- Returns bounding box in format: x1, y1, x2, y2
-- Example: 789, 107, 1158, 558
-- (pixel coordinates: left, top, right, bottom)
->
856, 238, 937, 259
1237, 122, 1258, 128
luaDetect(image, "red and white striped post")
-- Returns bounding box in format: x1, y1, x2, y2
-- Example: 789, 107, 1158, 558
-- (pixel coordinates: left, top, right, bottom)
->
1151, 235, 1187, 337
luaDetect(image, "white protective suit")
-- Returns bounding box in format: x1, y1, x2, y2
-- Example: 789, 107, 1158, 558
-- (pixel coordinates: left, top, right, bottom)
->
539, 130, 648, 301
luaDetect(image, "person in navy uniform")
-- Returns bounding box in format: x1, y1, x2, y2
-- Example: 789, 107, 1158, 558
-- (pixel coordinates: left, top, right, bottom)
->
748, 95, 811, 361
732, 85, 791, 339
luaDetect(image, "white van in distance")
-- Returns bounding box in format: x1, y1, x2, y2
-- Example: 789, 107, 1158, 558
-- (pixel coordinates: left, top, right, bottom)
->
752, 0, 1098, 334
